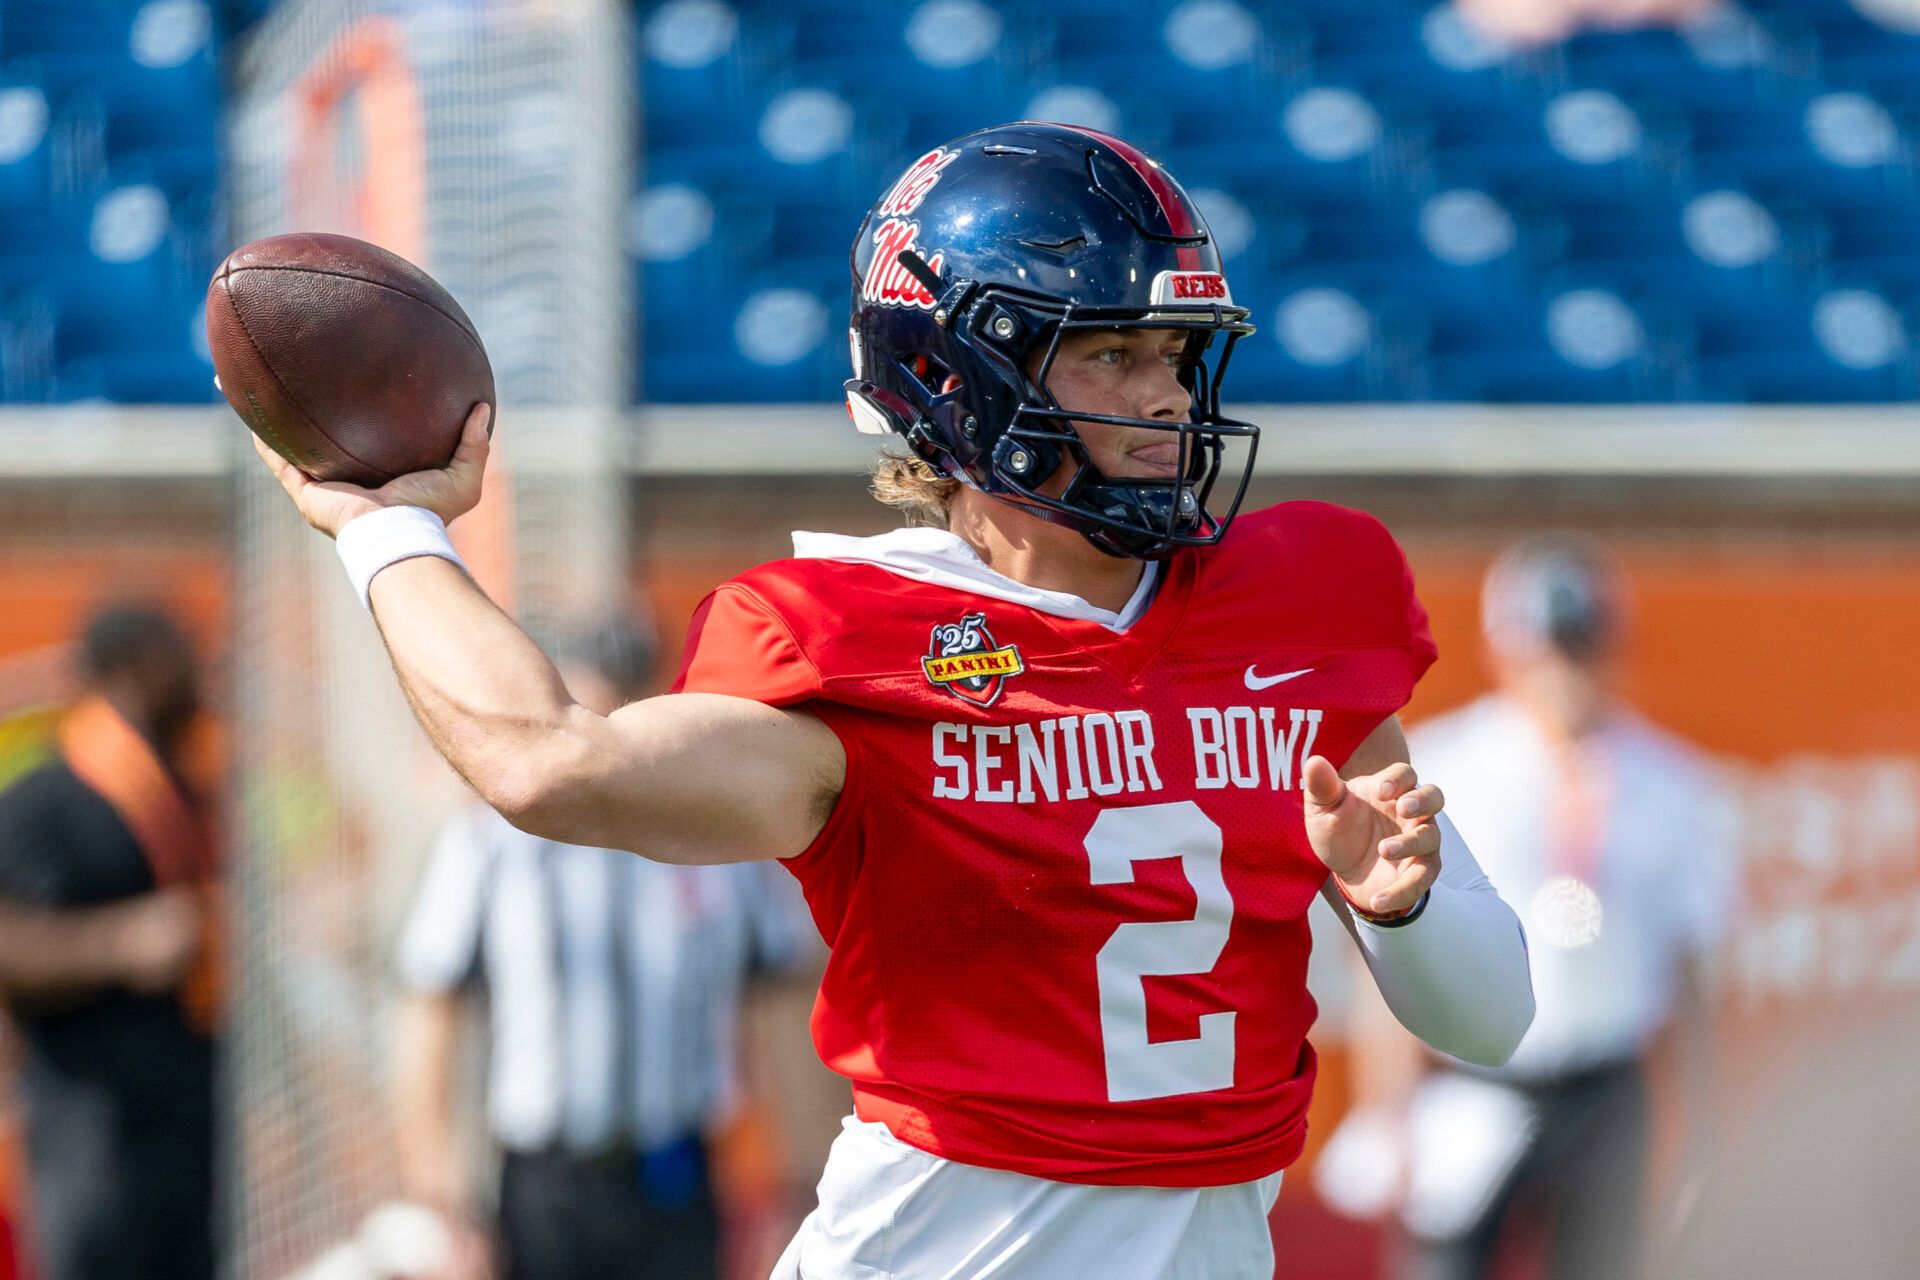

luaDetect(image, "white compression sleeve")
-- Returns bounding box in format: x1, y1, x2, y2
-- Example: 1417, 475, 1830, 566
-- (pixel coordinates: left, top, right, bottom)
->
1328, 813, 1535, 1067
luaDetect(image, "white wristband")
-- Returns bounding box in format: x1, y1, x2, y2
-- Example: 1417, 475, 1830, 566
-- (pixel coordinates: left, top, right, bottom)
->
335, 506, 468, 612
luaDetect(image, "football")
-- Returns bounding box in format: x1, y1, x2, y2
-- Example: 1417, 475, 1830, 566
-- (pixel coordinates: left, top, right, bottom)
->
205, 232, 495, 487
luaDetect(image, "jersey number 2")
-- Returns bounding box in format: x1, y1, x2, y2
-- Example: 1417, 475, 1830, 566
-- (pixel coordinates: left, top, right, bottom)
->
1085, 801, 1236, 1103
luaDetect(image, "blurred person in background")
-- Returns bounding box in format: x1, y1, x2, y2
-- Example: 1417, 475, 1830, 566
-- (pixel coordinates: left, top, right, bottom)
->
391, 614, 806, 1280
1316, 535, 1734, 1280
0, 606, 222, 1280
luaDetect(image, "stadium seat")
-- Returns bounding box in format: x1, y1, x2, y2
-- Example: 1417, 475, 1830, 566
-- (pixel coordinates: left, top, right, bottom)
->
1692, 342, 1915, 403
1, 2, 135, 61
640, 0, 756, 126
1416, 281, 1681, 401
12, 43, 219, 113
783, 7, 1009, 96
15, 0, 1920, 406
1269, 201, 1432, 284
1224, 326, 1414, 404
0, 301, 53, 401
1163, 92, 1408, 204
11, 268, 203, 403
98, 79, 218, 152
1686, 96, 1838, 195
1232, 268, 1429, 402
1815, 200, 1920, 293
1541, 194, 1796, 289
766, 198, 860, 273
1557, 26, 1784, 108
1303, 5, 1521, 106
57, 348, 214, 404
1425, 92, 1671, 200
884, 98, 1039, 160
1039, 14, 1261, 94
0, 75, 52, 209
1784, 0, 1920, 108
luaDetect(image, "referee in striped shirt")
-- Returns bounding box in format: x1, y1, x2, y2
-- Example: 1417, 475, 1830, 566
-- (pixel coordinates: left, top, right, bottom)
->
391, 617, 804, 1280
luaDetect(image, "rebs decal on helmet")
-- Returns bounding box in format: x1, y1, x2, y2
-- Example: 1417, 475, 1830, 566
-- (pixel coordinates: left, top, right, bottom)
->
1151, 271, 1233, 304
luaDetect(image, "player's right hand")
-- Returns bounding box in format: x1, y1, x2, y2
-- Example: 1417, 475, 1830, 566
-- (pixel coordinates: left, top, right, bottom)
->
253, 403, 492, 539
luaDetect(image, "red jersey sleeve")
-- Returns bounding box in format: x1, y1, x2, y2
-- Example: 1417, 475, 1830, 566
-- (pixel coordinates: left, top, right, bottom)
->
1305, 501, 1438, 691
1382, 521, 1440, 687
669, 576, 869, 921
671, 583, 822, 704
1229, 501, 1438, 694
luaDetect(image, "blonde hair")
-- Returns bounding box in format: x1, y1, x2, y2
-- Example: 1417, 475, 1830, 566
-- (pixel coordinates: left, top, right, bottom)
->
870, 451, 961, 528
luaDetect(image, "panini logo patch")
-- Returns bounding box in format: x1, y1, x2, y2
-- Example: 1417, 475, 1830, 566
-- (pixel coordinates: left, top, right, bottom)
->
924, 613, 1024, 708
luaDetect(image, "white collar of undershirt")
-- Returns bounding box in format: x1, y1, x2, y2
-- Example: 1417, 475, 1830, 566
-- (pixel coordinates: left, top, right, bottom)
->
791, 527, 1160, 633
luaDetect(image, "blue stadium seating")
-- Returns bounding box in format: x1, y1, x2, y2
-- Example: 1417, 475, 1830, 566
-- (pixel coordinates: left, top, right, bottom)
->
9, 0, 1920, 404
1303, 6, 1517, 105
0, 72, 51, 210
0, 0, 219, 403
1425, 285, 1677, 401
1162, 97, 1404, 205
625, 0, 1920, 403
1816, 199, 1920, 293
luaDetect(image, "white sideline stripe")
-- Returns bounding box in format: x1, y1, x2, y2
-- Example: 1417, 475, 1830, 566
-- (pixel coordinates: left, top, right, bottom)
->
4, 404, 1920, 479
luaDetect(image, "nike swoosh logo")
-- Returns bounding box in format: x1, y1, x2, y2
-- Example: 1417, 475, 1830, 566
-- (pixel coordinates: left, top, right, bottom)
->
1244, 665, 1314, 691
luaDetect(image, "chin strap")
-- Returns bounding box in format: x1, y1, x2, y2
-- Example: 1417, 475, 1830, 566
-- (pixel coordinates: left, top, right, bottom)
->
1075, 479, 1203, 560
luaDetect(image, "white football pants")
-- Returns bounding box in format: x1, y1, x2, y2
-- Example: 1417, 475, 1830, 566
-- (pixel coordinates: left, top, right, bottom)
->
771, 1115, 1284, 1280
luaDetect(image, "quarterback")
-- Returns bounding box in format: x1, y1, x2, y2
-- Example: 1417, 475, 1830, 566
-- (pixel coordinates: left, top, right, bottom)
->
258, 124, 1534, 1278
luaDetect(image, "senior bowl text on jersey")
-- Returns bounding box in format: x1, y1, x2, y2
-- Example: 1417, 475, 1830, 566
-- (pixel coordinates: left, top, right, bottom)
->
929, 702, 1325, 803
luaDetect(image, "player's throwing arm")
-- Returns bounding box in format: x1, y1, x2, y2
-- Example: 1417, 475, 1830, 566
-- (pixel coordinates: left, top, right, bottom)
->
213, 237, 838, 867
251, 417, 839, 866
247, 416, 833, 867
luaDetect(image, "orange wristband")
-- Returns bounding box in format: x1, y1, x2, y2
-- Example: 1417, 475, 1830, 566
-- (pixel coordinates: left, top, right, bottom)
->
1337, 882, 1431, 928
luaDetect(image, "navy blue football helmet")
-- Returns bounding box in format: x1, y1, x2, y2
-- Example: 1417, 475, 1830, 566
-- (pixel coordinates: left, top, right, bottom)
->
846, 122, 1260, 560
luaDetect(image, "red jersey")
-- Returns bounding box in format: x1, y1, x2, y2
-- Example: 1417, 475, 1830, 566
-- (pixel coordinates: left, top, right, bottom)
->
673, 501, 1436, 1187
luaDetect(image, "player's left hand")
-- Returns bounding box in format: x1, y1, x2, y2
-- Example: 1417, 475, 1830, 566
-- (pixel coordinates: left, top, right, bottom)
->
1303, 756, 1443, 916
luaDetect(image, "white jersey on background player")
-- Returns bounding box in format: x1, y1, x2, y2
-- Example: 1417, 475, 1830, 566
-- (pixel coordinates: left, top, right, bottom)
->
1318, 536, 1732, 1280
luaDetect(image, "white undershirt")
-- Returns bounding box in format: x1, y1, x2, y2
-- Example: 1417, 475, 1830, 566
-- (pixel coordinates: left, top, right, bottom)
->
792, 528, 1161, 631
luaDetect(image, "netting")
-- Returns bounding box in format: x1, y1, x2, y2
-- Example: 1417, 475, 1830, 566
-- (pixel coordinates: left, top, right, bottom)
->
223, 2, 631, 1273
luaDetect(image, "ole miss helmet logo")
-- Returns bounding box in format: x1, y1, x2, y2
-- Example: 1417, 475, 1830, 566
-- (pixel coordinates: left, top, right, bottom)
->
923, 613, 1024, 708
864, 219, 946, 309
878, 148, 958, 218
864, 148, 958, 309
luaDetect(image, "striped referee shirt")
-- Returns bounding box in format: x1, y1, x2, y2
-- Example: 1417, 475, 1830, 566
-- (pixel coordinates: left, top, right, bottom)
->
396, 806, 806, 1154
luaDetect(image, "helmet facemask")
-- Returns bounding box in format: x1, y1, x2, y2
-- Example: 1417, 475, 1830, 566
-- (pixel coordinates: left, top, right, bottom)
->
989, 305, 1260, 559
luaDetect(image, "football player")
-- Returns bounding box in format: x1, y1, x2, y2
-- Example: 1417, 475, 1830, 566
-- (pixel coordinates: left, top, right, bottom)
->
257, 124, 1534, 1278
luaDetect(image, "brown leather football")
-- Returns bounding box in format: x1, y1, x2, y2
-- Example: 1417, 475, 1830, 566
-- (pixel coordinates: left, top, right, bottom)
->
206, 232, 495, 486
